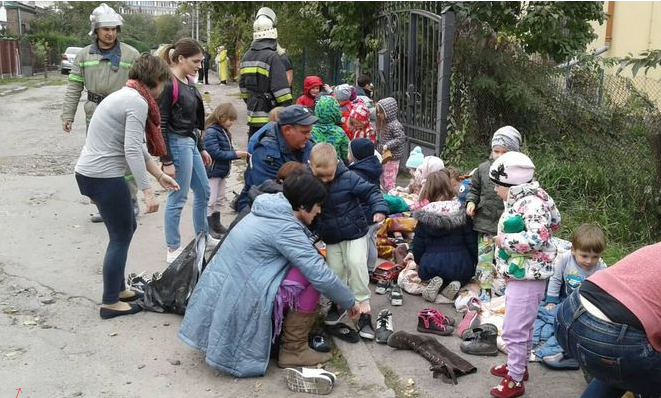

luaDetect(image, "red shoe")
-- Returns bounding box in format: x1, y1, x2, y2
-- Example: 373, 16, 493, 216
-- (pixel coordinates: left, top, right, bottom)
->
490, 364, 529, 381
490, 375, 525, 398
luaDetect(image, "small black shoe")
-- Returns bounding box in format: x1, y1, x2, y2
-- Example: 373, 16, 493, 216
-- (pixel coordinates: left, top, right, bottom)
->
459, 327, 498, 356
357, 313, 375, 340
324, 323, 360, 343
324, 302, 346, 325
375, 309, 394, 344
308, 333, 331, 353
99, 304, 143, 319
119, 290, 144, 303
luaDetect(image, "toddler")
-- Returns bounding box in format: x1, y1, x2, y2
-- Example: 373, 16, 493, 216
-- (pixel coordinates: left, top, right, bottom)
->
296, 75, 323, 112
310, 143, 388, 340
310, 96, 350, 162
348, 101, 376, 142
376, 97, 406, 191
204, 103, 248, 235
488, 151, 561, 398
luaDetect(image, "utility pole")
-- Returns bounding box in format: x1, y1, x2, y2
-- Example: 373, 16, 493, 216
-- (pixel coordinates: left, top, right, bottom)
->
195, 3, 199, 41
206, 8, 211, 45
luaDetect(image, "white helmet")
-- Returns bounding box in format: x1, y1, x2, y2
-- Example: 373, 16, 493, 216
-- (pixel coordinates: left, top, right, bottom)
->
89, 3, 123, 37
256, 7, 277, 26
253, 14, 277, 40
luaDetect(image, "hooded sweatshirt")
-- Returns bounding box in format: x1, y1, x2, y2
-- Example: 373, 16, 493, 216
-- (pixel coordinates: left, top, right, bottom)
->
296, 76, 323, 111
495, 182, 562, 281
310, 96, 350, 161
376, 97, 406, 160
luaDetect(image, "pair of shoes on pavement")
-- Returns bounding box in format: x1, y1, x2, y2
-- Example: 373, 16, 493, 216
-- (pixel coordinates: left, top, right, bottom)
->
324, 303, 360, 343
389, 285, 403, 306
422, 277, 461, 302
417, 307, 455, 336
490, 364, 527, 398
325, 303, 376, 340
284, 367, 337, 395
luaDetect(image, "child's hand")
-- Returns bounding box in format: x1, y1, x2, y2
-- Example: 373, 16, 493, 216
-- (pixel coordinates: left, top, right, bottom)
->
545, 303, 556, 310
373, 213, 386, 223
494, 234, 503, 248
236, 150, 248, 158
347, 303, 362, 320
466, 202, 475, 217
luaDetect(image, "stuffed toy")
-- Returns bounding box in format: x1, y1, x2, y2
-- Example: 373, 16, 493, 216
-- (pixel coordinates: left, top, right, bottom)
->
498, 215, 527, 279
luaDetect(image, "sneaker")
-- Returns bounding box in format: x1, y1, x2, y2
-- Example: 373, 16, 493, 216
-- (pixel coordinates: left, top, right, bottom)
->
166, 247, 184, 264
490, 364, 529, 381
417, 309, 454, 336
374, 280, 389, 295
324, 303, 346, 325
284, 367, 334, 395
324, 323, 360, 343
490, 374, 525, 398
90, 213, 103, 223
357, 313, 375, 340
420, 307, 455, 326
422, 276, 443, 302
375, 309, 394, 344
389, 285, 403, 306
440, 280, 461, 300
541, 352, 580, 370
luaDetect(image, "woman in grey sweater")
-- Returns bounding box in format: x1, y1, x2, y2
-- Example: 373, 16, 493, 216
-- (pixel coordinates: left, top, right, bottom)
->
75, 54, 179, 319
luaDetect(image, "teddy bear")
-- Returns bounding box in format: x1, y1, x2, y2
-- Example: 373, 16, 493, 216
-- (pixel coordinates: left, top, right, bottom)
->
498, 214, 527, 279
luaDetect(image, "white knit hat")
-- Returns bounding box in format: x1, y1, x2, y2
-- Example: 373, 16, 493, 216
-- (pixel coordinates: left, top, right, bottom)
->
489, 151, 535, 187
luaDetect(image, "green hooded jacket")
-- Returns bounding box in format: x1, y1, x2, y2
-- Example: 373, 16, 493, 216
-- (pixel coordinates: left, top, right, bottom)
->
311, 96, 350, 161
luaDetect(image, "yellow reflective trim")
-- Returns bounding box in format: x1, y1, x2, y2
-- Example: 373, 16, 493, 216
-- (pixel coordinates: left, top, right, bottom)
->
247, 116, 270, 124
68, 73, 84, 82
240, 66, 269, 77
240, 93, 249, 98
119, 62, 132, 69
80, 61, 100, 67
276, 93, 293, 103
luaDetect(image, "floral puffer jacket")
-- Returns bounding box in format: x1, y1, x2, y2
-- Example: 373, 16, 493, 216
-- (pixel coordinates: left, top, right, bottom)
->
495, 182, 561, 280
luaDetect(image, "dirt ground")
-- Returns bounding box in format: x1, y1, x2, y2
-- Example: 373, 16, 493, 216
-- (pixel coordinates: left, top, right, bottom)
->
0, 73, 588, 398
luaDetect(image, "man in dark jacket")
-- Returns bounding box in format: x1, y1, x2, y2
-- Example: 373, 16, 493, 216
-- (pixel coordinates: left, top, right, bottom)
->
239, 7, 293, 138
237, 105, 316, 211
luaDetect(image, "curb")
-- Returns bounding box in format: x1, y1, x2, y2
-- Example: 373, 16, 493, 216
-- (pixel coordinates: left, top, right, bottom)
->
0, 86, 27, 97
333, 337, 396, 398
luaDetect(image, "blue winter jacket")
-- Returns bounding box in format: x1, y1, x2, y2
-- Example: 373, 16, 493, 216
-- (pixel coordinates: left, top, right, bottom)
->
204, 124, 238, 179
237, 122, 312, 211
412, 199, 478, 284
316, 162, 388, 245
348, 155, 383, 223
178, 193, 355, 378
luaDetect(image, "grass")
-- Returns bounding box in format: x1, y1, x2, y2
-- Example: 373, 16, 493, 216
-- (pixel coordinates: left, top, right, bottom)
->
379, 365, 420, 398
0, 74, 67, 88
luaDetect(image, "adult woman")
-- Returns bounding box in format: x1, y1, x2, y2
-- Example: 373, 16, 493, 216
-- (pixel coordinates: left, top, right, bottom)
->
75, 54, 179, 319
179, 173, 360, 377
555, 242, 661, 398
157, 38, 219, 263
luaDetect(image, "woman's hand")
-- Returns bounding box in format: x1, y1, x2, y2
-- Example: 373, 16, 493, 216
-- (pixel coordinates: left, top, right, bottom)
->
142, 189, 159, 214
162, 164, 175, 178
158, 173, 180, 191
346, 303, 362, 321
201, 150, 212, 166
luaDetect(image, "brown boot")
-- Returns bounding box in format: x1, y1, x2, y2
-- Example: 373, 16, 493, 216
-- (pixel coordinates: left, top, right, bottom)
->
278, 311, 332, 368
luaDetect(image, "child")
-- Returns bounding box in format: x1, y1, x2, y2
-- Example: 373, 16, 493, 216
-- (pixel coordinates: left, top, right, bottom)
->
446, 167, 471, 206
413, 171, 478, 303
405, 146, 424, 180
465, 126, 521, 297
310, 143, 388, 340
488, 151, 561, 398
204, 103, 248, 235
348, 138, 383, 274
545, 224, 606, 307
296, 75, 323, 112
348, 101, 376, 142
403, 155, 444, 197
310, 96, 350, 162
333, 84, 355, 138
376, 97, 406, 191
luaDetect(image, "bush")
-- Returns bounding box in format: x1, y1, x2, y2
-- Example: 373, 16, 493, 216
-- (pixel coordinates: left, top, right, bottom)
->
121, 38, 150, 54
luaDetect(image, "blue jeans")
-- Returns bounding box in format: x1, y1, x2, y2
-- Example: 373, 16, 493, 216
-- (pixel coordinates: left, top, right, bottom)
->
165, 134, 210, 248
555, 289, 661, 398
76, 173, 136, 304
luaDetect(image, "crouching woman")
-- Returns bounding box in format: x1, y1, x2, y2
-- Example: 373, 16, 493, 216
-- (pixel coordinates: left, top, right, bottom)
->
179, 172, 360, 377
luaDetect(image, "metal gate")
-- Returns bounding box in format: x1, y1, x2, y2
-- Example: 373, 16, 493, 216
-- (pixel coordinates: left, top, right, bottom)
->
368, 7, 455, 157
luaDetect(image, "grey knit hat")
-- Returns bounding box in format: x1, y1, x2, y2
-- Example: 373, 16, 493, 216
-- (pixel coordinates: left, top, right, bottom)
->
491, 126, 522, 152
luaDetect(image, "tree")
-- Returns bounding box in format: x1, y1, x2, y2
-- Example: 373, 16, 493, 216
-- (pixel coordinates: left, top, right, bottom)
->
154, 14, 184, 45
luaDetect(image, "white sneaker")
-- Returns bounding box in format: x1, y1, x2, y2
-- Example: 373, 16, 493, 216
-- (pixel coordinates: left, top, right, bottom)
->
206, 233, 220, 249
166, 247, 184, 264
440, 281, 461, 300
284, 367, 334, 394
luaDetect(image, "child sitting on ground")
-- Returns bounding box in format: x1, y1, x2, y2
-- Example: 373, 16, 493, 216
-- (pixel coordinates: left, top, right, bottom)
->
348, 138, 383, 274
348, 101, 376, 142
376, 97, 406, 191
296, 75, 323, 112
310, 143, 388, 340
465, 126, 522, 298
412, 171, 478, 303
204, 103, 248, 236
310, 96, 350, 162
488, 151, 561, 398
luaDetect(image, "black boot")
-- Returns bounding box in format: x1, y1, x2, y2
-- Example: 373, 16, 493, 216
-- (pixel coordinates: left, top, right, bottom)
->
207, 215, 221, 239
212, 212, 228, 234
459, 325, 498, 356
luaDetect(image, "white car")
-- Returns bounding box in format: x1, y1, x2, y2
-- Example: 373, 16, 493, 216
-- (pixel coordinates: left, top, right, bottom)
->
60, 47, 83, 74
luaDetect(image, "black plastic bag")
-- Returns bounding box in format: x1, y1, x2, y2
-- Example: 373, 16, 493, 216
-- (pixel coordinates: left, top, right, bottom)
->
140, 232, 209, 314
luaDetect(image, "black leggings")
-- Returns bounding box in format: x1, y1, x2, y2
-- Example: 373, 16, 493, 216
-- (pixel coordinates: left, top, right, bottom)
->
76, 173, 137, 304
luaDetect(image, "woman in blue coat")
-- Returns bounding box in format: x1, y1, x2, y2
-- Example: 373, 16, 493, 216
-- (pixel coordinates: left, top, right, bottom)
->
413, 171, 478, 300
179, 173, 359, 377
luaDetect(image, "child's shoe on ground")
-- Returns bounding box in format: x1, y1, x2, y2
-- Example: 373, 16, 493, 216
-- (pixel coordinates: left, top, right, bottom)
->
374, 280, 389, 295
357, 313, 375, 339
422, 276, 443, 302
490, 364, 529, 381
440, 280, 461, 300
490, 375, 525, 398
389, 285, 403, 306
417, 308, 454, 336
324, 302, 346, 325
375, 309, 394, 344
284, 367, 335, 395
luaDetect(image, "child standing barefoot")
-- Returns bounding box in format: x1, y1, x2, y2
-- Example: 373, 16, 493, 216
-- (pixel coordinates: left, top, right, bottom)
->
376, 97, 406, 191
488, 152, 561, 398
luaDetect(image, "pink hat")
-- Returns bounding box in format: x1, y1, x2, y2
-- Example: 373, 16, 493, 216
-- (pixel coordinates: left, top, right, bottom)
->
489, 151, 535, 187
349, 102, 370, 123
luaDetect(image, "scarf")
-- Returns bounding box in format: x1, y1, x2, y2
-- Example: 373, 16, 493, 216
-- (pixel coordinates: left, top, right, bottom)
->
125, 79, 167, 157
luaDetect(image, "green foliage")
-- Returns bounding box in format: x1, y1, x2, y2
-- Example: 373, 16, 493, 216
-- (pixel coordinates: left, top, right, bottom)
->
618, 49, 661, 77
154, 15, 185, 45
